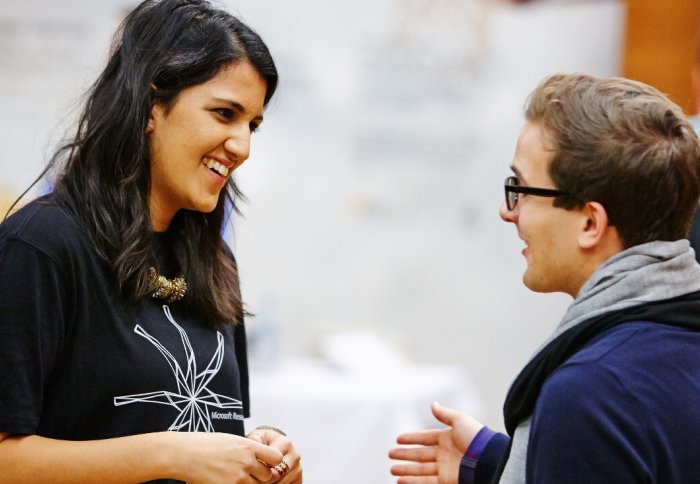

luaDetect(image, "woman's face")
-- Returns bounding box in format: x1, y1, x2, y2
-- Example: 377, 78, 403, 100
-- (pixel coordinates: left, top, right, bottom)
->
147, 61, 267, 231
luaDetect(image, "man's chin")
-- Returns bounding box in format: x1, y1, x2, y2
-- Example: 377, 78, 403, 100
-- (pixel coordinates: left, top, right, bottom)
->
522, 271, 550, 293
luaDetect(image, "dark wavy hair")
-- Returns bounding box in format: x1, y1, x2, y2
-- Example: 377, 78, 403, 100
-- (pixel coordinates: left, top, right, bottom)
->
43, 0, 277, 326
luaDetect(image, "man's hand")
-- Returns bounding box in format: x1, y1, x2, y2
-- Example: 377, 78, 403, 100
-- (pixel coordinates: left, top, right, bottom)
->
388, 402, 483, 484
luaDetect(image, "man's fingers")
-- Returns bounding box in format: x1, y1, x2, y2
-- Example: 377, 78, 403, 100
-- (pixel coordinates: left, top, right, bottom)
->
389, 445, 438, 463
430, 401, 461, 427
391, 461, 438, 477
395, 429, 441, 446
396, 477, 439, 484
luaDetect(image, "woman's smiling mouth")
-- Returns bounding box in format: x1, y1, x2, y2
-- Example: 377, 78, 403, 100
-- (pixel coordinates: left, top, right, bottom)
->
203, 157, 229, 177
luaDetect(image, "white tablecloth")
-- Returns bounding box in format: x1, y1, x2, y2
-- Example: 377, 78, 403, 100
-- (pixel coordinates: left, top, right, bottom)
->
245, 358, 481, 484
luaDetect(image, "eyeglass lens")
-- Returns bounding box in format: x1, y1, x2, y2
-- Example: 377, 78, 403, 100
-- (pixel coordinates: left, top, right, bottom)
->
505, 176, 517, 210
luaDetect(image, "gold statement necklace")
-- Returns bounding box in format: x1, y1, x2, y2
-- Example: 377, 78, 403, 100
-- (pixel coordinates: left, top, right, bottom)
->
148, 267, 187, 304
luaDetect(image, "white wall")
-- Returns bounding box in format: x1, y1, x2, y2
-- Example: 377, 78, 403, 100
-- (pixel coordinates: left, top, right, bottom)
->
0, 0, 624, 432
225, 0, 625, 430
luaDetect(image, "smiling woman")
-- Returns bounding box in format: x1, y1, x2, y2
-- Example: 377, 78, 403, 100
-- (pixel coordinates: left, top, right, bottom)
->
0, 1, 302, 483
147, 61, 267, 230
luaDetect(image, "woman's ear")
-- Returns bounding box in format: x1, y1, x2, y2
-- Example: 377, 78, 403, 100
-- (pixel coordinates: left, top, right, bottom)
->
146, 102, 163, 135
146, 84, 158, 134
578, 201, 610, 250
146, 113, 155, 134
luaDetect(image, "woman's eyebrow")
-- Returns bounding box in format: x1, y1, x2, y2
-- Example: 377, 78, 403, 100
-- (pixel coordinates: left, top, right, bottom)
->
212, 97, 264, 122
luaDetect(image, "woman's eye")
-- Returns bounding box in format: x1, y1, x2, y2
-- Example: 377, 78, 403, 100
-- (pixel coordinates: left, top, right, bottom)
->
249, 122, 260, 133
213, 108, 234, 120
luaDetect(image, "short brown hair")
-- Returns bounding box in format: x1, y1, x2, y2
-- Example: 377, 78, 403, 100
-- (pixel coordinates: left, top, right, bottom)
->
525, 73, 700, 248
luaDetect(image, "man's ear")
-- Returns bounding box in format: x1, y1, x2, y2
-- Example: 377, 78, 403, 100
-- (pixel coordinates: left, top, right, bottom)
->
578, 201, 610, 249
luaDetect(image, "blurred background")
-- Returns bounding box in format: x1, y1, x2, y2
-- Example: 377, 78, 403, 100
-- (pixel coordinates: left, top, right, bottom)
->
2, 0, 699, 482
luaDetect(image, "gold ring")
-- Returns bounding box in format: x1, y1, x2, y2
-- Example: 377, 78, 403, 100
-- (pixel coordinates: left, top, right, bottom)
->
274, 460, 290, 476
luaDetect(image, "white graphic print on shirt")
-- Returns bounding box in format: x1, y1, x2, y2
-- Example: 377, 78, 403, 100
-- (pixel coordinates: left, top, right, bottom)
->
114, 305, 243, 431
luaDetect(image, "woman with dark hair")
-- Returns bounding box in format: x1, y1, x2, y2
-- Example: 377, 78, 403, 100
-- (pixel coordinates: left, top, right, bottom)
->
0, 0, 302, 482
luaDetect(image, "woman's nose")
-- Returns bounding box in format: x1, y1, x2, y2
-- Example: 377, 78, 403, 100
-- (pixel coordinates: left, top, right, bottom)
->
224, 129, 251, 165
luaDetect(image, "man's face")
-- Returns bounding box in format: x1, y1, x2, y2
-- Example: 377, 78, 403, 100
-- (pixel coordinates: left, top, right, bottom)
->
499, 122, 584, 296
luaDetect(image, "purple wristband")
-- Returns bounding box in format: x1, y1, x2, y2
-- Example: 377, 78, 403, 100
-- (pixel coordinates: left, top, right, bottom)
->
459, 426, 497, 484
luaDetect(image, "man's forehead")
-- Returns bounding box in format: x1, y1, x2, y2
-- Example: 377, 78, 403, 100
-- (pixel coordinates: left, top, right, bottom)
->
510, 163, 537, 186
512, 123, 556, 185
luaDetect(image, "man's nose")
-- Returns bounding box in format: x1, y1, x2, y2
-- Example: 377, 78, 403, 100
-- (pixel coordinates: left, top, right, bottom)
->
499, 199, 517, 223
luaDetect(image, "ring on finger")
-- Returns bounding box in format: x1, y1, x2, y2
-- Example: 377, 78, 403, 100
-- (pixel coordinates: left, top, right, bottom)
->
274, 460, 290, 476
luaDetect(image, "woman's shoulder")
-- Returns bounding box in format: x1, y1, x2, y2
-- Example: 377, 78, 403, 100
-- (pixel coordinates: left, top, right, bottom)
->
0, 194, 86, 255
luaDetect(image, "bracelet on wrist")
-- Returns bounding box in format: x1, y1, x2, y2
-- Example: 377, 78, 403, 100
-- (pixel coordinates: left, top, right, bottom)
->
254, 425, 287, 437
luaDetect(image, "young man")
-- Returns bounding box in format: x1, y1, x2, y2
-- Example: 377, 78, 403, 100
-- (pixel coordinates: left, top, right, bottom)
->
389, 73, 700, 483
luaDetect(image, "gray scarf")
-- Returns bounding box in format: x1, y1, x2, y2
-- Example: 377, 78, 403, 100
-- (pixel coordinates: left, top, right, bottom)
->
499, 240, 700, 483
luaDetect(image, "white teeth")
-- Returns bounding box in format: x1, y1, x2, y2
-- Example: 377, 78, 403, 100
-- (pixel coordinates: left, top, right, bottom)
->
216, 164, 229, 177
203, 158, 229, 177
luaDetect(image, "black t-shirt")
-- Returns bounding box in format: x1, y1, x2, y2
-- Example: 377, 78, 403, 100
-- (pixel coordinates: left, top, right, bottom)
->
0, 196, 249, 442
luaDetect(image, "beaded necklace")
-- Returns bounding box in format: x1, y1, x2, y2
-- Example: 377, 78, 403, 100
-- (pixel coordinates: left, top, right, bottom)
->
148, 267, 187, 303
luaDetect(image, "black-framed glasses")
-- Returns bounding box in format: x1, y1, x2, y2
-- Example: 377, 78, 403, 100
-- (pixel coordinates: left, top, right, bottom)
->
504, 176, 567, 211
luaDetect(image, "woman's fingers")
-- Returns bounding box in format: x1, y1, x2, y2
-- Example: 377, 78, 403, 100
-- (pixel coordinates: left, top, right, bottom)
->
251, 440, 284, 467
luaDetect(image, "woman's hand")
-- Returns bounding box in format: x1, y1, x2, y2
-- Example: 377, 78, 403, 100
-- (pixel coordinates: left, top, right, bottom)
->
0, 431, 285, 484
247, 426, 303, 483
170, 431, 284, 483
